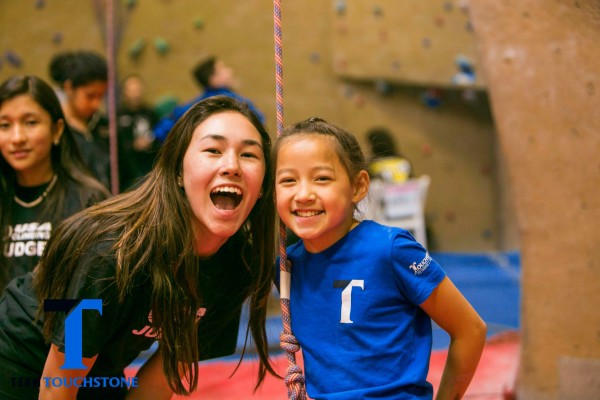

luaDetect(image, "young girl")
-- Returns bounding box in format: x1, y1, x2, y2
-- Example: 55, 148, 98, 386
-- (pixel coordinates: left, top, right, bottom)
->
0, 96, 277, 400
0, 75, 109, 291
273, 118, 487, 399
49, 50, 111, 188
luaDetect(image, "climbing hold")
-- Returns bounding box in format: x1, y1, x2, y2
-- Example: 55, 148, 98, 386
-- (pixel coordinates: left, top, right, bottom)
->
420, 88, 442, 108
375, 80, 392, 96
193, 17, 205, 29
124, 0, 137, 9
4, 51, 23, 68
422, 143, 432, 157
52, 32, 63, 45
154, 37, 170, 55
128, 38, 147, 60
335, 0, 346, 16
452, 54, 476, 85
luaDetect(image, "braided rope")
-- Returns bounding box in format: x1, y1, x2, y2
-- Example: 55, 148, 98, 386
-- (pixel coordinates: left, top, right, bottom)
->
274, 1, 307, 399
105, 0, 119, 194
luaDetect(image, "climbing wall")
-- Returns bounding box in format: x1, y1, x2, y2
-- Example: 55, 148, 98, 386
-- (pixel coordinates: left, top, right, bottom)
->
330, 0, 483, 88
0, 0, 513, 251
468, 0, 600, 398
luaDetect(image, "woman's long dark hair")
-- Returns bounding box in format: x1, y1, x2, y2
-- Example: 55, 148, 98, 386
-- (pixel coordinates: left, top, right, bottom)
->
0, 75, 109, 290
34, 95, 276, 394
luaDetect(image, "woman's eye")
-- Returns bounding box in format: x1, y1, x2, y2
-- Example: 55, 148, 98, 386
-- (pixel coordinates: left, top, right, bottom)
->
0, 122, 9, 130
316, 176, 332, 182
241, 152, 259, 159
204, 148, 221, 154
25, 119, 38, 126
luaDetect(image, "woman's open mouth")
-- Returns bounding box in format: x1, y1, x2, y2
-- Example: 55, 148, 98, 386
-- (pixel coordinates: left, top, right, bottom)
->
210, 186, 243, 210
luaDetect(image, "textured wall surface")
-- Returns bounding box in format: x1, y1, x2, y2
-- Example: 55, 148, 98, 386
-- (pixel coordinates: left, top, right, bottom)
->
469, 0, 600, 398
0, 0, 513, 251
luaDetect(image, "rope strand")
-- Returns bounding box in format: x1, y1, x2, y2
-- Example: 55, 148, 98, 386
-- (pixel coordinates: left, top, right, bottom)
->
274, 1, 307, 398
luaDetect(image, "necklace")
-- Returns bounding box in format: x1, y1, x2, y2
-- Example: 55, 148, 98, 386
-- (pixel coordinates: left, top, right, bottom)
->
13, 175, 58, 208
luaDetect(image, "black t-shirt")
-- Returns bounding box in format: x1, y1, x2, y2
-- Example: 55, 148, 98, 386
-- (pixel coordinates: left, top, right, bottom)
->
117, 105, 160, 191
71, 124, 111, 190
2, 178, 107, 284
0, 231, 252, 399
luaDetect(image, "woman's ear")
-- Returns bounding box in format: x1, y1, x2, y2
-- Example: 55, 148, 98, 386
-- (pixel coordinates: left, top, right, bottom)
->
352, 170, 370, 203
52, 119, 65, 145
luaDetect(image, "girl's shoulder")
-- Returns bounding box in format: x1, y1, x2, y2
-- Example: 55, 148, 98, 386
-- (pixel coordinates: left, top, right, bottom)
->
63, 177, 109, 207
355, 219, 415, 243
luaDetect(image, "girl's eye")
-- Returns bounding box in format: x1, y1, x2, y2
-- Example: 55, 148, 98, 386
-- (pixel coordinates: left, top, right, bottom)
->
0, 122, 10, 130
316, 176, 332, 182
204, 148, 221, 154
278, 177, 295, 184
25, 119, 38, 126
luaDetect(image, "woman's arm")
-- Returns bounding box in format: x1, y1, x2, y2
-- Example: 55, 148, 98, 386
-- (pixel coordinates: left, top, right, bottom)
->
420, 276, 487, 400
125, 346, 174, 400
39, 344, 97, 400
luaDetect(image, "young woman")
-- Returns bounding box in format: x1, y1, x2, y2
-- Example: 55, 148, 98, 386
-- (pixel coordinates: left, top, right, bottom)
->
0, 96, 277, 400
49, 50, 111, 188
273, 118, 487, 399
0, 75, 109, 291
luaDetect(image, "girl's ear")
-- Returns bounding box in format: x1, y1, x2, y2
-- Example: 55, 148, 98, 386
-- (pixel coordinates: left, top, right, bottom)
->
352, 170, 370, 203
63, 79, 73, 93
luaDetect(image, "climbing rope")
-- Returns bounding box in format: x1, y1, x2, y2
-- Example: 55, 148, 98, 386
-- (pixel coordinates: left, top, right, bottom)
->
274, 1, 307, 399
105, 0, 119, 194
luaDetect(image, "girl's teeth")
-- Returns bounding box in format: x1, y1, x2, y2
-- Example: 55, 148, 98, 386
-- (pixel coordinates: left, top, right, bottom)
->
297, 210, 320, 217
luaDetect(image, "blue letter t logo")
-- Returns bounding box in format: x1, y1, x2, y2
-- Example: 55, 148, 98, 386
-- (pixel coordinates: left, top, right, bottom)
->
45, 299, 103, 369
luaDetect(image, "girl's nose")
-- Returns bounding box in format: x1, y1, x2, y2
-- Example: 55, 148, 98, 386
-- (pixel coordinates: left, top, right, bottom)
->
295, 182, 315, 202
10, 124, 26, 144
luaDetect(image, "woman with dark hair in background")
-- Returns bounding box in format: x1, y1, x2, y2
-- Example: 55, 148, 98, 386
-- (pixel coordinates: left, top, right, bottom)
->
0, 75, 109, 292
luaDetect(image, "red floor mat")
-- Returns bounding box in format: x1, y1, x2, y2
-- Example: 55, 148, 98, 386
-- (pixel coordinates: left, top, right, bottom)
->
125, 332, 519, 399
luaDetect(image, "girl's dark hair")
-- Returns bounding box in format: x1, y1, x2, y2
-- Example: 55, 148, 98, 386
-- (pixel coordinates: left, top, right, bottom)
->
0, 75, 109, 289
34, 95, 276, 394
272, 117, 368, 181
49, 50, 107, 88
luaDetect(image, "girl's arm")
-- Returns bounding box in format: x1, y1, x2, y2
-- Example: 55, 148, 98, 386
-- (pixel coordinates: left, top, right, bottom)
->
420, 276, 487, 400
39, 344, 97, 400
125, 346, 174, 400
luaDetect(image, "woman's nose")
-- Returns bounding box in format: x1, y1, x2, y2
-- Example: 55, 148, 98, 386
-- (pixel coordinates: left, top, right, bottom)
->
221, 152, 241, 176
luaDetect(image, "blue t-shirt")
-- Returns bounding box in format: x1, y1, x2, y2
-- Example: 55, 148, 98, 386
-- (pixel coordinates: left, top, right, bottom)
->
277, 220, 446, 399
